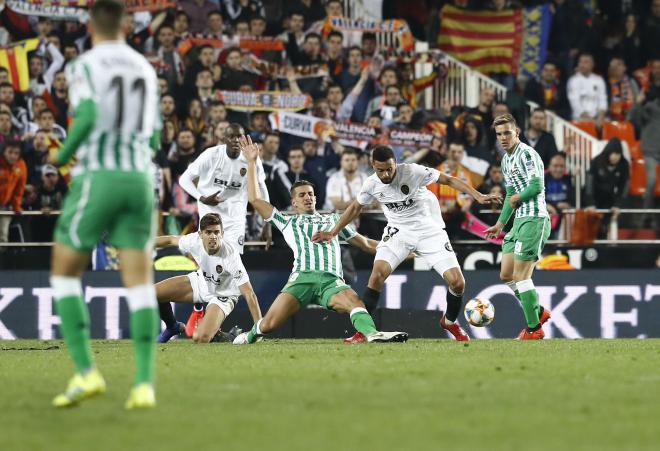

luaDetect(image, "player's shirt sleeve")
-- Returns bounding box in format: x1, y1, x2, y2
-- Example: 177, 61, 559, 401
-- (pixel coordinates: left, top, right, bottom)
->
521, 149, 544, 180
65, 60, 98, 110
255, 157, 270, 202
230, 259, 250, 286
356, 178, 375, 205
336, 214, 358, 241
264, 207, 290, 231
410, 163, 441, 186
177, 233, 198, 255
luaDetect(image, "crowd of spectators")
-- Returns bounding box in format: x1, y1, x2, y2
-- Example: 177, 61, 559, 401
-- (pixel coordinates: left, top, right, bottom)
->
1, 0, 659, 252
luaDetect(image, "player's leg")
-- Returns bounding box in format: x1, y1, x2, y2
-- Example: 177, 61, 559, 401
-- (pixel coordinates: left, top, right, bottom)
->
362, 230, 410, 313
193, 304, 225, 343
236, 292, 301, 344
155, 275, 193, 342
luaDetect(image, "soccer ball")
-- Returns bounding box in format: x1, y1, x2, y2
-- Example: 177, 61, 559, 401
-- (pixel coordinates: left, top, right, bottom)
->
464, 298, 495, 327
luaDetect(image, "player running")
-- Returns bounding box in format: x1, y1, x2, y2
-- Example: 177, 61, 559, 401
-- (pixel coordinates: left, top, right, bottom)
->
49, 0, 161, 409
485, 114, 552, 340
155, 213, 262, 343
233, 135, 408, 344
314, 145, 501, 343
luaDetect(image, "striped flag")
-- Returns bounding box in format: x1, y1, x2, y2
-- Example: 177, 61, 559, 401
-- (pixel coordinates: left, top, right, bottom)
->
438, 5, 551, 77
0, 39, 40, 92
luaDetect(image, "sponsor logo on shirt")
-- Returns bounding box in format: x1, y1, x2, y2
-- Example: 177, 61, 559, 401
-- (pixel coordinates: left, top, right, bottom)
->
202, 270, 228, 285
384, 198, 415, 212
213, 178, 243, 189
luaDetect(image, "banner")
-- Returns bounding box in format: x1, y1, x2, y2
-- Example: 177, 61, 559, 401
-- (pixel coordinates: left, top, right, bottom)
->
0, 38, 40, 92
216, 90, 312, 112
438, 5, 552, 77
246, 56, 328, 79
1, 270, 658, 339
177, 35, 224, 56
325, 17, 415, 51
239, 37, 285, 52
7, 0, 89, 20
124, 0, 176, 12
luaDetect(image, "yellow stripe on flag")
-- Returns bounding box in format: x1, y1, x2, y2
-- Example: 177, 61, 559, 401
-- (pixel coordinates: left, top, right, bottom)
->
442, 17, 515, 33
438, 35, 514, 47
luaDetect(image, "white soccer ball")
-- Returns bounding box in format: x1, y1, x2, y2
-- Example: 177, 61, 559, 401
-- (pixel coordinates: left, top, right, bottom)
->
464, 298, 495, 327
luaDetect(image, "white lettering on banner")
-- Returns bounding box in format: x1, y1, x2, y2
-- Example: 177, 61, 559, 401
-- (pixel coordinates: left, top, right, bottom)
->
0, 288, 22, 339
34, 288, 59, 340
539, 286, 585, 339
597, 286, 641, 338
463, 251, 495, 270
384, 275, 408, 309
425, 285, 446, 311
86, 287, 126, 340
644, 285, 660, 302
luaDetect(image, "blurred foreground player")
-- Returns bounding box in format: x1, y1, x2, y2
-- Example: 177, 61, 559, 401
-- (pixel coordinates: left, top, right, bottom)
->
315, 145, 501, 343
155, 213, 262, 343
233, 135, 408, 345
49, 0, 161, 408
485, 114, 552, 339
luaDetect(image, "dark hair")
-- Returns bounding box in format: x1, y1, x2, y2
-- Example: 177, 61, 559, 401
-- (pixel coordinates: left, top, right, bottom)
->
198, 44, 214, 53
532, 107, 547, 115
347, 45, 362, 55
199, 213, 223, 231
226, 47, 242, 57
2, 140, 22, 151
196, 67, 213, 78
158, 24, 174, 34
341, 148, 358, 158
175, 10, 190, 20
448, 140, 464, 148
38, 108, 55, 118
207, 9, 223, 18
371, 145, 395, 162
264, 131, 280, 140
362, 32, 377, 42
249, 14, 266, 23
0, 82, 12, 90
0, 110, 12, 117
327, 30, 343, 41
290, 180, 315, 196
0, 67, 7, 73
288, 147, 304, 156
90, 0, 125, 36
305, 32, 322, 43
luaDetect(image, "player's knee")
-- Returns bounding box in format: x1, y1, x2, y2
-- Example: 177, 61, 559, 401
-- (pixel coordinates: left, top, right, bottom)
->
450, 277, 465, 295
369, 268, 388, 286
259, 317, 275, 334
192, 332, 213, 343
500, 271, 513, 283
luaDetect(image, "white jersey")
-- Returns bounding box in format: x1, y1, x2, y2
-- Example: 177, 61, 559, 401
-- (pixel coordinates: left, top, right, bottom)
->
66, 41, 160, 176
357, 163, 444, 232
180, 145, 269, 234
178, 233, 249, 297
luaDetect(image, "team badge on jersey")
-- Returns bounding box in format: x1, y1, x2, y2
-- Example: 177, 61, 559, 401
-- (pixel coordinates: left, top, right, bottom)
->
216, 265, 224, 274
401, 185, 409, 194
240, 168, 247, 176
238, 236, 244, 245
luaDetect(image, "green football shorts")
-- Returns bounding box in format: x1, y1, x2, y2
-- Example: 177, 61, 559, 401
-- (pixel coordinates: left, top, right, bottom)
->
502, 216, 551, 261
281, 271, 351, 309
55, 171, 156, 251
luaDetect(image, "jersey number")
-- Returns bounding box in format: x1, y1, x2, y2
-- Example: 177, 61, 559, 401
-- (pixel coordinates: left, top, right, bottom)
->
109, 76, 146, 132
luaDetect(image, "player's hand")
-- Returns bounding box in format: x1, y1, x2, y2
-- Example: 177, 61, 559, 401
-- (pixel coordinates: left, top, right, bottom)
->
476, 192, 502, 205
509, 194, 521, 209
46, 153, 60, 166
199, 191, 222, 206
484, 222, 504, 239
312, 231, 334, 243
238, 134, 259, 162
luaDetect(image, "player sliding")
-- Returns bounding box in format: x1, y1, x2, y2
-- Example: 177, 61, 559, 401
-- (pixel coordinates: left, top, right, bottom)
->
233, 135, 408, 344
485, 114, 552, 339
155, 213, 262, 343
314, 145, 502, 343
49, 0, 161, 408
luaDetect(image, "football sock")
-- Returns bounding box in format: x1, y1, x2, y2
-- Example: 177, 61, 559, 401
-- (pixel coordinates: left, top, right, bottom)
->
445, 287, 463, 324
247, 319, 264, 343
362, 287, 381, 314
517, 279, 540, 329
126, 284, 159, 385
51, 276, 94, 374
508, 280, 545, 318
350, 307, 378, 336
158, 301, 177, 329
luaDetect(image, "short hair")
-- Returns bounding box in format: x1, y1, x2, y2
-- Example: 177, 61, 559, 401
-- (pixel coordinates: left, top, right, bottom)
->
175, 10, 190, 20
90, 0, 125, 36
198, 44, 214, 54
288, 147, 304, 156
341, 148, 358, 158
448, 140, 464, 148
196, 67, 213, 77
207, 9, 223, 19
347, 45, 362, 55
362, 32, 377, 42
492, 113, 517, 129
226, 47, 242, 57
199, 213, 222, 231
3, 140, 22, 151
210, 100, 225, 108
327, 30, 343, 41
0, 67, 8, 74
0, 110, 12, 118
38, 108, 55, 118
290, 180, 315, 196
371, 145, 395, 162
0, 82, 13, 90
264, 131, 280, 140
305, 32, 322, 43
532, 107, 547, 115
249, 14, 266, 23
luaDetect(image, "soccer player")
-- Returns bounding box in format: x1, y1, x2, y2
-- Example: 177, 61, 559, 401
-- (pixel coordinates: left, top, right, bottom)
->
154, 213, 262, 343
49, 0, 161, 409
233, 135, 408, 344
314, 145, 501, 343
485, 114, 552, 339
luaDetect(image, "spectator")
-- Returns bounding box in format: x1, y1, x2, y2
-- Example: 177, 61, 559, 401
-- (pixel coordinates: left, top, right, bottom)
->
225, 0, 266, 23
368, 85, 404, 123
28, 109, 66, 141
173, 11, 191, 41
620, 14, 643, 72
183, 45, 217, 96
584, 138, 629, 214
399, 62, 439, 109
217, 47, 256, 90
179, 0, 219, 34
0, 141, 27, 249
28, 41, 64, 97
0, 110, 16, 144
124, 11, 166, 54
478, 163, 505, 193
607, 56, 640, 121
0, 82, 28, 134
260, 132, 291, 209
168, 129, 199, 180
324, 149, 367, 212
31, 164, 68, 241
302, 138, 330, 207
62, 43, 79, 62
183, 98, 207, 139
461, 116, 492, 164
280, 10, 306, 52
467, 87, 495, 131
288, 32, 324, 66
232, 19, 251, 38
364, 67, 399, 121
642, 0, 660, 62
156, 24, 184, 90
193, 68, 215, 108
206, 101, 228, 131
524, 61, 570, 119
361, 32, 378, 59
285, 0, 325, 28
328, 70, 370, 121
544, 153, 574, 217
284, 147, 311, 185
248, 111, 270, 142
204, 10, 226, 38
335, 46, 374, 122
325, 30, 344, 77
50, 70, 69, 128
521, 108, 559, 167
567, 53, 608, 124
160, 94, 181, 135
628, 88, 660, 226
249, 15, 267, 38
23, 130, 51, 184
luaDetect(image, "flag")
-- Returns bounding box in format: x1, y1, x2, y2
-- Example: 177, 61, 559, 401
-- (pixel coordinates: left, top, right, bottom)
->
0, 38, 40, 92
438, 5, 551, 77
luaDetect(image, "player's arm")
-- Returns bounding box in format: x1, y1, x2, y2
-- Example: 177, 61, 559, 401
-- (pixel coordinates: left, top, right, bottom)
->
238, 281, 262, 323
154, 235, 181, 248
313, 199, 363, 243
509, 177, 542, 209
347, 233, 379, 255
437, 173, 502, 205
52, 99, 97, 166
485, 186, 515, 239
238, 135, 274, 219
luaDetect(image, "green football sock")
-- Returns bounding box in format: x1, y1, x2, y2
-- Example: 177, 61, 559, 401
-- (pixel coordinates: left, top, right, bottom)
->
350, 308, 377, 336
517, 280, 540, 329
55, 295, 94, 373
130, 307, 159, 385
247, 319, 263, 344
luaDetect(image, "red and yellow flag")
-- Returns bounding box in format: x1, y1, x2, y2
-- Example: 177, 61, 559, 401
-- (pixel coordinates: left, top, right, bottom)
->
0, 38, 40, 92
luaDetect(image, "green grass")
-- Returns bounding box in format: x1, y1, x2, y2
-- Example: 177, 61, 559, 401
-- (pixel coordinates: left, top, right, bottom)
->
1, 339, 659, 451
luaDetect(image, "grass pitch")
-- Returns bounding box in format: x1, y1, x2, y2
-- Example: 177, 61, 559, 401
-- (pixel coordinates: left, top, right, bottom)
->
1, 339, 658, 451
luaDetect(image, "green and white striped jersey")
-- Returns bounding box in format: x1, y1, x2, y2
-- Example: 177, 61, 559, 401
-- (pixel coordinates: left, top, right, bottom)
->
266, 208, 357, 278
501, 142, 549, 218
66, 41, 160, 177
